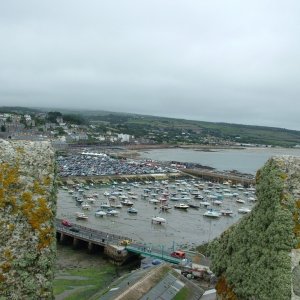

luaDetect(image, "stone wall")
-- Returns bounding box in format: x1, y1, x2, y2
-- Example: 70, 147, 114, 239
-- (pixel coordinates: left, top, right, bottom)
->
0, 139, 56, 299
209, 156, 300, 300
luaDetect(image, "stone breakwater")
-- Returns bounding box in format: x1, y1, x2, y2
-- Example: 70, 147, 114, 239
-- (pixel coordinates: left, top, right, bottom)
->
209, 155, 300, 300
0, 139, 56, 299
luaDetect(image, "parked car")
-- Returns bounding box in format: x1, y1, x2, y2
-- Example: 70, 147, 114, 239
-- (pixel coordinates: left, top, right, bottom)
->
170, 250, 186, 259
119, 239, 130, 246
70, 227, 80, 233
152, 259, 162, 265
61, 219, 72, 227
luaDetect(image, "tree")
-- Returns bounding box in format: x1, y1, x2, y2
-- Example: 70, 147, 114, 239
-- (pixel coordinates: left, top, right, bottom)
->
47, 111, 62, 123
1, 125, 6, 132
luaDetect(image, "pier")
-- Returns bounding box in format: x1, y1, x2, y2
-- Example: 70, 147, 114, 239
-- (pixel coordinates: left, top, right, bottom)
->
182, 168, 255, 186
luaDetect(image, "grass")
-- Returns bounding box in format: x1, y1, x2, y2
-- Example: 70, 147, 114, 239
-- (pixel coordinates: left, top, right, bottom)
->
173, 286, 191, 300
53, 266, 116, 300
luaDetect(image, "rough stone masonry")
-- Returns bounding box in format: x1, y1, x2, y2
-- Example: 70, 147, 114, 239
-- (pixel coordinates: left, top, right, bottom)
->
209, 156, 300, 300
0, 139, 56, 299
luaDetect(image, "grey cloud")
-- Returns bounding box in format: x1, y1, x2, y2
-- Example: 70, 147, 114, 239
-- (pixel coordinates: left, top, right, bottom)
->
0, 0, 300, 130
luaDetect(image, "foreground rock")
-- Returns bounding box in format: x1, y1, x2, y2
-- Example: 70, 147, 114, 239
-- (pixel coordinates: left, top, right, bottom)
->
209, 156, 300, 300
0, 139, 56, 299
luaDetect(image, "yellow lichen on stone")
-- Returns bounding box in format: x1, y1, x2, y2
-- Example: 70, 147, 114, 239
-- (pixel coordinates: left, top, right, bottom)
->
0, 139, 56, 299
43, 176, 52, 186
33, 180, 46, 195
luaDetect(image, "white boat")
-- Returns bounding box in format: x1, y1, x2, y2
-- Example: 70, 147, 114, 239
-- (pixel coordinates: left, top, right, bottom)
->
238, 207, 251, 214
170, 197, 181, 201
121, 199, 134, 206
213, 200, 223, 206
199, 201, 211, 207
174, 203, 189, 210
86, 197, 96, 204
127, 207, 138, 214
160, 205, 172, 211
95, 210, 107, 217
223, 193, 233, 198
236, 198, 245, 204
149, 199, 160, 204
220, 209, 234, 216
76, 212, 88, 220
81, 203, 91, 210
248, 197, 257, 202
106, 209, 119, 216
188, 203, 200, 209
203, 209, 221, 218
100, 203, 111, 209
152, 216, 166, 224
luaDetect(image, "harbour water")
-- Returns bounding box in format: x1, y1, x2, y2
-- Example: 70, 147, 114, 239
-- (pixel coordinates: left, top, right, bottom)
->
138, 147, 300, 174
57, 179, 257, 250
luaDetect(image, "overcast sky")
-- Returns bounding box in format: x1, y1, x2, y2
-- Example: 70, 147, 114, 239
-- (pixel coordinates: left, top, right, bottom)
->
0, 1, 300, 130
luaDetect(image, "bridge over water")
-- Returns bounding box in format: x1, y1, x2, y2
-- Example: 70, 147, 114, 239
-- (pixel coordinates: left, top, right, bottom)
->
56, 219, 183, 264
125, 244, 182, 264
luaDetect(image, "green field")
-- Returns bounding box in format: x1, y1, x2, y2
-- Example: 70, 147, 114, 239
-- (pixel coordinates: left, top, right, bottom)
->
54, 266, 116, 300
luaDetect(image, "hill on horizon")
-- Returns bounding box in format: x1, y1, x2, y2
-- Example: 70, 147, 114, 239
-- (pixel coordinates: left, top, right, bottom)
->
1, 106, 300, 147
